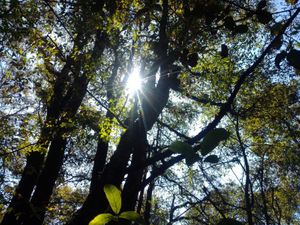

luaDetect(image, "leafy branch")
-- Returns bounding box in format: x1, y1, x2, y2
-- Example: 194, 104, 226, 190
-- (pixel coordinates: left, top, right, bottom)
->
89, 184, 145, 225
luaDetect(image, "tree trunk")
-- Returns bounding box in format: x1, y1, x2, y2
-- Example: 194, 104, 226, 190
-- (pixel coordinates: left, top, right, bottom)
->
23, 134, 67, 225
67, 1, 171, 224
121, 124, 147, 212
0, 63, 69, 225
23, 76, 89, 225
0, 151, 44, 225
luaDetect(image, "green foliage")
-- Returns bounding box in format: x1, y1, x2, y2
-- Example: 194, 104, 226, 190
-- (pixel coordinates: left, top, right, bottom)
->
170, 128, 229, 166
89, 185, 144, 225
89, 214, 116, 225
198, 128, 230, 156
185, 153, 201, 166
203, 155, 219, 163
103, 184, 122, 214
119, 211, 145, 223
1, 1, 300, 225
169, 141, 193, 155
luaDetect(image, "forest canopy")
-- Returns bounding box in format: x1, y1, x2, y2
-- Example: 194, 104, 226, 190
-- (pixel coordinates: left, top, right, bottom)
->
0, 0, 300, 225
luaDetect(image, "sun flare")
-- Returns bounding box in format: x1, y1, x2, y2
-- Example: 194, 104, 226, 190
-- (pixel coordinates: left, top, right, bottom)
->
126, 67, 142, 95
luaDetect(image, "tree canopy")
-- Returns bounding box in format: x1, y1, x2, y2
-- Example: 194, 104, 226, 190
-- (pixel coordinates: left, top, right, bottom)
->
0, 0, 300, 225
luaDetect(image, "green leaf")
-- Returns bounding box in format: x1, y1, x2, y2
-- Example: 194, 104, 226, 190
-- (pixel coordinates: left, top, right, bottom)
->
217, 218, 244, 225
104, 184, 122, 214
119, 211, 145, 224
203, 155, 219, 163
185, 153, 201, 166
199, 128, 230, 156
89, 213, 114, 225
170, 141, 193, 155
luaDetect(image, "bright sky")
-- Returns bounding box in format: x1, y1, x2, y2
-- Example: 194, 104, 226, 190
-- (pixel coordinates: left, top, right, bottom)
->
126, 67, 142, 95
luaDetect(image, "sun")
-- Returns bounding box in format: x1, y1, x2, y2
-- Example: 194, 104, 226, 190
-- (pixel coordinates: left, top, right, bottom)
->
126, 67, 142, 95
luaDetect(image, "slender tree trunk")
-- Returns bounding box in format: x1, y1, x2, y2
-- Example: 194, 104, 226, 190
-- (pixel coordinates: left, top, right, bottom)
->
259, 159, 270, 225
144, 181, 154, 225
236, 118, 253, 225
90, 45, 120, 193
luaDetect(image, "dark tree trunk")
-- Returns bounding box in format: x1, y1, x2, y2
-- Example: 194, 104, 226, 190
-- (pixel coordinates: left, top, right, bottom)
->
90, 136, 109, 193
67, 70, 172, 225
144, 181, 154, 225
121, 125, 147, 212
67, 121, 142, 225
0, 151, 44, 225
236, 118, 254, 225
23, 134, 67, 225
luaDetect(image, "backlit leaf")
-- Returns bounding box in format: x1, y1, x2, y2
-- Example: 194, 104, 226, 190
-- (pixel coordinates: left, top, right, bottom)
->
104, 184, 122, 214
170, 141, 193, 155
185, 153, 201, 166
204, 155, 219, 163
119, 211, 145, 224
89, 213, 114, 225
199, 128, 230, 156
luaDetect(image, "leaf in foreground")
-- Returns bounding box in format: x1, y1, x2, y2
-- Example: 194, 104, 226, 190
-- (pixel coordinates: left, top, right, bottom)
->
89, 213, 114, 225
119, 211, 145, 224
104, 184, 122, 214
